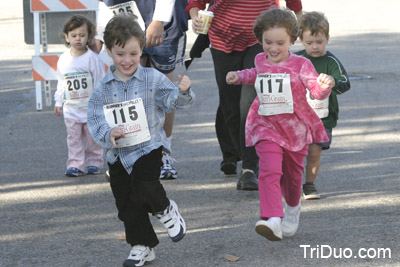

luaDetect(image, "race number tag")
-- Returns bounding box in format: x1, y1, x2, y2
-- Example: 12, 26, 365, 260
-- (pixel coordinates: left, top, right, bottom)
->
306, 89, 329, 118
103, 98, 151, 148
109, 1, 145, 31
64, 72, 93, 107
255, 73, 293, 116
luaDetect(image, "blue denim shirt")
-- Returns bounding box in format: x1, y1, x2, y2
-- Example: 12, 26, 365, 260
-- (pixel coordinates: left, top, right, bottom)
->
88, 64, 194, 173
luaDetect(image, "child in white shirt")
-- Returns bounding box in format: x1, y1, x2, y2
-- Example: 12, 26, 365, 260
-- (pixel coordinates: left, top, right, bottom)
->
54, 15, 106, 177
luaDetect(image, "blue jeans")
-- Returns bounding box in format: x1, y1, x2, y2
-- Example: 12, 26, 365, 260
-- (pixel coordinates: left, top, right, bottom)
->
210, 44, 263, 172
142, 34, 186, 74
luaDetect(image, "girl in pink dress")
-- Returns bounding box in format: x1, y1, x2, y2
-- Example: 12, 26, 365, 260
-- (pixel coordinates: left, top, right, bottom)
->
226, 8, 334, 241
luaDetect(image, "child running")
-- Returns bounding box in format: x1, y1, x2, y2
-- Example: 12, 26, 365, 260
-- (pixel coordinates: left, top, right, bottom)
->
87, 14, 194, 267
226, 8, 334, 241
296, 11, 351, 200
54, 15, 105, 177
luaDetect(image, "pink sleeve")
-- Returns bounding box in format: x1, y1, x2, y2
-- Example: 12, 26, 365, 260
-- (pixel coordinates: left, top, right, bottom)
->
301, 60, 331, 100
236, 68, 258, 85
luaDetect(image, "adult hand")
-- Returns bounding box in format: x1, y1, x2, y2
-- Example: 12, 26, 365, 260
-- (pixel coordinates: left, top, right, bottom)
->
189, 7, 202, 34
146, 21, 164, 48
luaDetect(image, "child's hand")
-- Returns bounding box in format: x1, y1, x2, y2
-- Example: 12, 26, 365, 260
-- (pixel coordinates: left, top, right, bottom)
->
226, 72, 239, 84
110, 127, 125, 148
317, 73, 335, 90
54, 106, 61, 116
178, 75, 191, 91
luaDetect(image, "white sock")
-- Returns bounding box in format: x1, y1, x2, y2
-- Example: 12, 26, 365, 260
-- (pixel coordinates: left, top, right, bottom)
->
286, 202, 301, 212
269, 217, 282, 224
164, 135, 172, 153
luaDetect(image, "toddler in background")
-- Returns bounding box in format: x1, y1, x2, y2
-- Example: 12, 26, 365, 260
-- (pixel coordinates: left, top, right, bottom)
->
54, 15, 105, 177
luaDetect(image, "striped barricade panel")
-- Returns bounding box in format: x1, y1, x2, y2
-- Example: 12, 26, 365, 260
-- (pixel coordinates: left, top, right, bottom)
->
31, 0, 98, 12
32, 54, 60, 81
32, 54, 110, 81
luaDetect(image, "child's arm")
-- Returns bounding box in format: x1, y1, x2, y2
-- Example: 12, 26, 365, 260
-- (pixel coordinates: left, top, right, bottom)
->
301, 59, 332, 100
87, 83, 115, 149
226, 68, 258, 85
177, 74, 191, 91
317, 73, 335, 90
327, 55, 351, 94
155, 72, 195, 113
91, 54, 106, 90
54, 61, 64, 116
226, 72, 239, 84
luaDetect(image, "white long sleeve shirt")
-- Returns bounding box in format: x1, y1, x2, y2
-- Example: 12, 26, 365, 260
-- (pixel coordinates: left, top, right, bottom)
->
54, 48, 105, 122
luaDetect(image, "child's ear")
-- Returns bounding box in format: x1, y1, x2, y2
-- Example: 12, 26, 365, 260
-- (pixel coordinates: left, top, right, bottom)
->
106, 48, 112, 57
326, 35, 330, 44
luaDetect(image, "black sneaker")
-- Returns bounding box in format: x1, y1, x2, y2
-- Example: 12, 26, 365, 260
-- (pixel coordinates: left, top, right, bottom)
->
303, 182, 321, 200
237, 171, 258, 191
220, 161, 237, 175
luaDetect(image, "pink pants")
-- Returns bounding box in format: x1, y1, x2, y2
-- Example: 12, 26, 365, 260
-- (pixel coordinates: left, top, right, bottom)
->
255, 141, 308, 219
64, 118, 104, 172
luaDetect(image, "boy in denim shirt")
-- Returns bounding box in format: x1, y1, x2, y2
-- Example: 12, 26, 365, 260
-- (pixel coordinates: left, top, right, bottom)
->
87, 14, 194, 267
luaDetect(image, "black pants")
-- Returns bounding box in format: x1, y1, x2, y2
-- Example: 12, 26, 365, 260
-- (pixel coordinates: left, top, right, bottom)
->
210, 44, 263, 172
109, 147, 169, 248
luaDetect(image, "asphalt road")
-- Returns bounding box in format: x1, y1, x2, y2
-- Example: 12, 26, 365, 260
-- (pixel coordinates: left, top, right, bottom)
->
0, 1, 399, 266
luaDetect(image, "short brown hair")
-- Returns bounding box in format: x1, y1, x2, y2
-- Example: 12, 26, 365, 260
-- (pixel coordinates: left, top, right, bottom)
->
103, 14, 144, 50
253, 8, 299, 44
62, 15, 96, 47
298, 11, 329, 39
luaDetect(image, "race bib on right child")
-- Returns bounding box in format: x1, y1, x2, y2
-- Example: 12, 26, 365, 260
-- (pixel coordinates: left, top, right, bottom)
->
255, 73, 294, 116
306, 89, 329, 118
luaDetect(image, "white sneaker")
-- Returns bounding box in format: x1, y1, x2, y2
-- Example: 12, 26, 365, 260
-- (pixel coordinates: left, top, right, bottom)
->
282, 202, 301, 238
123, 245, 155, 267
156, 199, 186, 242
255, 218, 282, 241
160, 152, 178, 179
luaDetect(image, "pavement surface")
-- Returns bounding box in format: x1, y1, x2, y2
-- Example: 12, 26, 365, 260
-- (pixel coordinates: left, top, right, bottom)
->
0, 1, 399, 267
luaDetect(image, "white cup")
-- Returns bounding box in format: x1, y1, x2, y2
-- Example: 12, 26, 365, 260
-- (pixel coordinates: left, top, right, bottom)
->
198, 10, 214, 34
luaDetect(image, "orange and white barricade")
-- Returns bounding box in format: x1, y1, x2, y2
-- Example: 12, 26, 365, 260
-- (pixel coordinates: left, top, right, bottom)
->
30, 0, 99, 110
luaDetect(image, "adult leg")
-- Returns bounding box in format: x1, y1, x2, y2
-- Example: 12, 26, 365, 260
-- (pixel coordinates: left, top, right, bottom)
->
210, 48, 242, 168
240, 44, 263, 173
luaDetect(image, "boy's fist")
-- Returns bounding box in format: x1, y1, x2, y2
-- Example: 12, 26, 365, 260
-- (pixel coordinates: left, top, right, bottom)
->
178, 75, 191, 91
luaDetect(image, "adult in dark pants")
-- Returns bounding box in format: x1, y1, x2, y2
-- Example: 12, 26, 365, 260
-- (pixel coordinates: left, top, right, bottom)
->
186, 0, 303, 190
